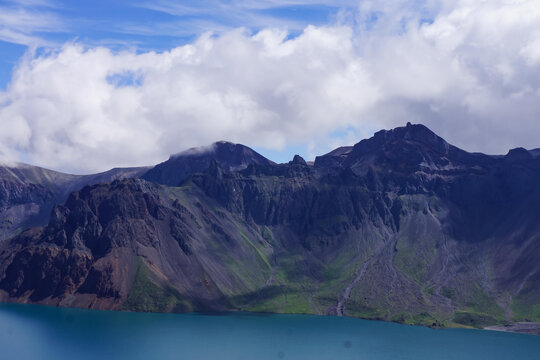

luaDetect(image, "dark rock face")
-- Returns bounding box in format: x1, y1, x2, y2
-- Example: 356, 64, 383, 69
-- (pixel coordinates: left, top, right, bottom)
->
530, 148, 540, 158
0, 179, 273, 310
0, 179, 55, 241
314, 146, 353, 169
141, 141, 274, 186
1, 123, 540, 328
0, 164, 149, 241
506, 147, 533, 162
290, 155, 307, 166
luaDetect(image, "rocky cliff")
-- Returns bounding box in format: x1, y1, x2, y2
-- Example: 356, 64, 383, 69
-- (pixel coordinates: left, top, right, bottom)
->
0, 164, 149, 241
1, 124, 539, 329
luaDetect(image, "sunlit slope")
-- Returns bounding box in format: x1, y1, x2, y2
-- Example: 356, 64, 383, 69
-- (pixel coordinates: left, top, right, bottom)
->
1, 123, 539, 328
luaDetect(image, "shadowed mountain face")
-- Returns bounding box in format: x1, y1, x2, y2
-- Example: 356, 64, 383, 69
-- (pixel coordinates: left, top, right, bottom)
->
141, 141, 274, 186
0, 164, 150, 241
1, 124, 540, 330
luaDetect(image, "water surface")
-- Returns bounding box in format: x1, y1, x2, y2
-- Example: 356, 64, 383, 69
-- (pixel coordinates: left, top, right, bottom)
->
1, 303, 539, 360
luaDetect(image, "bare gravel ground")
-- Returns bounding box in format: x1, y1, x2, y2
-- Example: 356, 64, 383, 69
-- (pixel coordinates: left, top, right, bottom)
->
485, 323, 540, 335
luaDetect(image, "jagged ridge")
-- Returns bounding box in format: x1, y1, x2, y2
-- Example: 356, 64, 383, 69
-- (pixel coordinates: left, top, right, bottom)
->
0, 123, 539, 330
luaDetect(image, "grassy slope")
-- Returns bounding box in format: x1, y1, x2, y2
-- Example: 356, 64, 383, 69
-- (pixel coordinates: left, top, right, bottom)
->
122, 258, 191, 313
120, 186, 530, 329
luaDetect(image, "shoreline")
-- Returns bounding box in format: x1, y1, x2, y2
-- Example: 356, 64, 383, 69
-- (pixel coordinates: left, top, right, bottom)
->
484, 323, 540, 336
1, 300, 539, 336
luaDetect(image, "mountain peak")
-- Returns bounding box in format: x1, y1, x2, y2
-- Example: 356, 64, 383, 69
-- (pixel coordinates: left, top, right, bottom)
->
313, 124, 449, 169
142, 142, 273, 186
370, 123, 448, 151
313, 123, 484, 175
506, 147, 533, 162
290, 154, 307, 166
172, 141, 238, 158
349, 123, 453, 159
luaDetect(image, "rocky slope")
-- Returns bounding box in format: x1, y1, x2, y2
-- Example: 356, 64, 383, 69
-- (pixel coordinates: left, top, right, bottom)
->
0, 163, 149, 241
0, 123, 539, 329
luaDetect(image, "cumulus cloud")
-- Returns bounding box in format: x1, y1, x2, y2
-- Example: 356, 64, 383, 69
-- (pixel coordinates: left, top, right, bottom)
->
1, 0, 540, 173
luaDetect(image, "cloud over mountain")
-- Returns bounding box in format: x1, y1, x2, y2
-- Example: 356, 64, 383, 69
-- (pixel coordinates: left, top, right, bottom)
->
1, 0, 540, 173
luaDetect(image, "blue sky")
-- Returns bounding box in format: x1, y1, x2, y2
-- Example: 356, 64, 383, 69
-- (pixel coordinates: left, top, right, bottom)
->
0, 0, 350, 89
1, 0, 540, 173
0, 0, 365, 167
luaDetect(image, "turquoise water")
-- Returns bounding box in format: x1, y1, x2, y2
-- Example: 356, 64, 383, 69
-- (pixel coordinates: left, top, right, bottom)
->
1, 303, 539, 360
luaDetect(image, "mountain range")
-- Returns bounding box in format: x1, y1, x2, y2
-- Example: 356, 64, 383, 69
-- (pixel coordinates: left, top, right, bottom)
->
0, 123, 539, 331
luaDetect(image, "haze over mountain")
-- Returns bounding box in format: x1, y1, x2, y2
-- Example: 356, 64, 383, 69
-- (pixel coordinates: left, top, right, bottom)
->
142, 141, 274, 186
0, 123, 539, 331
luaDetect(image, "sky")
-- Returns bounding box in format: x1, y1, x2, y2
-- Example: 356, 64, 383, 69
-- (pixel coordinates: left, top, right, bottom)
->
1, 0, 540, 173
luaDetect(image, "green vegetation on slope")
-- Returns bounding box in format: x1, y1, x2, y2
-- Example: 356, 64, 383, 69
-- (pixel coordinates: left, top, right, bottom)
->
122, 259, 191, 313
453, 311, 499, 328
511, 296, 540, 322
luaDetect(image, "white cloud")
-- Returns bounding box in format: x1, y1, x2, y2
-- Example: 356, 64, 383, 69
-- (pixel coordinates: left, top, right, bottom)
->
521, 35, 540, 66
1, 0, 540, 173
0, 1, 63, 46
0, 27, 379, 172
132, 0, 358, 36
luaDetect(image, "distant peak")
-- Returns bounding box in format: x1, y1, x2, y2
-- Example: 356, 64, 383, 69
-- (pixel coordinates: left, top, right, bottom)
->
355, 123, 450, 154
506, 147, 533, 161
290, 154, 307, 166
143, 140, 273, 186
171, 141, 245, 159
383, 123, 439, 140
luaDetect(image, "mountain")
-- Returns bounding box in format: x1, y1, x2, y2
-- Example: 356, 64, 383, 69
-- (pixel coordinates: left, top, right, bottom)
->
0, 163, 150, 241
0, 123, 539, 332
529, 148, 540, 158
0, 140, 271, 241
141, 141, 274, 186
